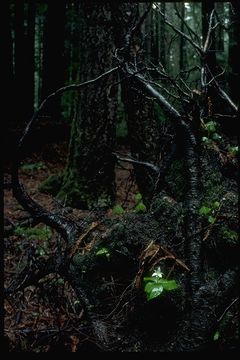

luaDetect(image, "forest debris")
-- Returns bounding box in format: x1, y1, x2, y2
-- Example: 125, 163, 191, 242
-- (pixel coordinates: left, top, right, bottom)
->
69, 222, 100, 258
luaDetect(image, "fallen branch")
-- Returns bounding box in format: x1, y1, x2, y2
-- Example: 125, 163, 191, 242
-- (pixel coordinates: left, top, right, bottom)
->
113, 152, 160, 173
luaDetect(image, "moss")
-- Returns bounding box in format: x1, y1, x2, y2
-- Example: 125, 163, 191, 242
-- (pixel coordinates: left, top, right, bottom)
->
57, 167, 115, 209
39, 174, 63, 196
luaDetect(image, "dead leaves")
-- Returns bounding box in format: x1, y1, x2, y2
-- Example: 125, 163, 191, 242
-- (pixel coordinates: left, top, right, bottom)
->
134, 241, 189, 289
68, 222, 100, 258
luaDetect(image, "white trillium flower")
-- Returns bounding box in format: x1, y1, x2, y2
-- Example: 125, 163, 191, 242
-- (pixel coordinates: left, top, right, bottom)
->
152, 267, 163, 279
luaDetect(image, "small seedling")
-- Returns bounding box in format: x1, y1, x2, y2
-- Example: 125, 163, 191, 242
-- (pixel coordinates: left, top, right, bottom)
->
96, 247, 110, 259
143, 266, 179, 301
112, 205, 125, 215
199, 200, 221, 224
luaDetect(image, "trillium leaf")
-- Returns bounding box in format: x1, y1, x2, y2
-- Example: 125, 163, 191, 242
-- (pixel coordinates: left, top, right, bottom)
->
157, 279, 179, 291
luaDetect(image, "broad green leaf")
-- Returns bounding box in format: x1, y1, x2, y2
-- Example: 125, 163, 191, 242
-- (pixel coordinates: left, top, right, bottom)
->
112, 205, 125, 215
213, 331, 220, 341
205, 121, 217, 133
96, 247, 110, 257
135, 193, 142, 202
158, 279, 179, 291
143, 277, 157, 282
213, 201, 220, 209
202, 136, 211, 144
212, 133, 221, 141
145, 283, 164, 301
135, 202, 147, 213
199, 206, 211, 216
208, 216, 216, 224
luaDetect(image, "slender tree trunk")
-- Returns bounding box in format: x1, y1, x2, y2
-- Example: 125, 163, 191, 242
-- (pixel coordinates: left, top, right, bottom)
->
4, 1, 14, 126
111, 4, 161, 207
179, 3, 186, 71
228, 2, 240, 105
14, 0, 25, 125
58, 2, 117, 209
13, 2, 35, 125
26, 2, 35, 116
41, 0, 66, 122
202, 1, 216, 79
159, 3, 166, 69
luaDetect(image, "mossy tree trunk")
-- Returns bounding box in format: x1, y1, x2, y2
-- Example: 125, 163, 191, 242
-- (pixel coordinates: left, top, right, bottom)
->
58, 2, 117, 209
41, 0, 66, 122
111, 4, 161, 207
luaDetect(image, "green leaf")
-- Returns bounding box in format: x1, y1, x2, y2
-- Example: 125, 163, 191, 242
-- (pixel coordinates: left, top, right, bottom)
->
202, 136, 211, 144
213, 331, 220, 341
205, 121, 217, 133
112, 205, 125, 215
208, 216, 216, 224
199, 206, 211, 216
157, 279, 179, 291
228, 146, 239, 156
135, 202, 147, 213
143, 277, 157, 282
96, 247, 110, 258
144, 282, 164, 301
212, 133, 222, 141
135, 193, 142, 202
212, 201, 220, 209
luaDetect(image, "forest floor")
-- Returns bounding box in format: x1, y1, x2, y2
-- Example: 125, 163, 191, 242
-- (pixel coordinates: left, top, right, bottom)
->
4, 141, 140, 352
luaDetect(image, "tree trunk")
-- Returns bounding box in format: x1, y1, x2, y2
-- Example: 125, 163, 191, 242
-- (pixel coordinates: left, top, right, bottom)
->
4, 1, 14, 126
41, 0, 66, 122
26, 2, 35, 117
13, 2, 35, 125
179, 3, 186, 71
228, 2, 240, 105
112, 4, 161, 207
58, 2, 117, 209
159, 3, 166, 69
202, 1, 216, 78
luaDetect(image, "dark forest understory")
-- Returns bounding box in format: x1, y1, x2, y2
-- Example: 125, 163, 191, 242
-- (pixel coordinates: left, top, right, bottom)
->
3, 1, 239, 352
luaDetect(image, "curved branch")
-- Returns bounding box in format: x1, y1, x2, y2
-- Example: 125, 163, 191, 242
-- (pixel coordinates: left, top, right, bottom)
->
12, 67, 119, 245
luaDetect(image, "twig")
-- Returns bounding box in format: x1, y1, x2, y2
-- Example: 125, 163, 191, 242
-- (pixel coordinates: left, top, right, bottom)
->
113, 152, 160, 173
154, 3, 203, 55
203, 9, 216, 53
174, 3, 201, 43
217, 297, 239, 323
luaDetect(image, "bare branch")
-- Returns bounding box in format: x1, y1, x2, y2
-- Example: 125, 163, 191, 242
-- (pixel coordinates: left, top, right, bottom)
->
154, 3, 203, 55
113, 152, 160, 173
174, 3, 201, 43
206, 65, 238, 112
203, 9, 216, 53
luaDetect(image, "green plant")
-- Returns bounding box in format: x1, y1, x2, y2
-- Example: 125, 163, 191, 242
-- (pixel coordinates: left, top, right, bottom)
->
14, 225, 52, 241
134, 193, 147, 213
199, 200, 221, 224
228, 145, 239, 157
96, 247, 110, 259
143, 267, 179, 301
223, 229, 238, 246
135, 202, 147, 213
112, 205, 125, 215
20, 161, 47, 172
202, 120, 222, 145
213, 330, 220, 341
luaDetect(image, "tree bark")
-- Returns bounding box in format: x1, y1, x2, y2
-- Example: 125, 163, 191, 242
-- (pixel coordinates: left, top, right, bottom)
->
41, 0, 66, 122
228, 2, 240, 105
112, 3, 161, 207
58, 2, 117, 209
